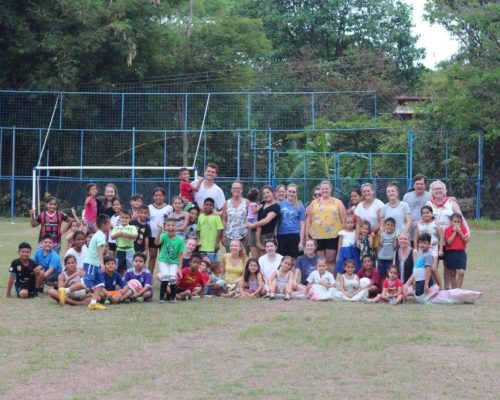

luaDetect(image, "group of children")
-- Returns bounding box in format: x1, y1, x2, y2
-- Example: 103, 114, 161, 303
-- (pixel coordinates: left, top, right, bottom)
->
7, 169, 477, 308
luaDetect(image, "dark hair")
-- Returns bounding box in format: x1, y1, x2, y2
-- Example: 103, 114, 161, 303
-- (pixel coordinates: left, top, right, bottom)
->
103, 255, 115, 264
203, 197, 215, 205
388, 265, 399, 275
414, 174, 427, 183
152, 187, 165, 196
165, 217, 177, 224
64, 254, 77, 265
96, 214, 111, 228
261, 185, 274, 195
179, 167, 189, 175
18, 242, 32, 251
210, 261, 221, 273
191, 253, 203, 262
120, 209, 132, 217
44, 196, 57, 204
133, 252, 147, 262
72, 230, 86, 242
450, 212, 463, 221
362, 220, 372, 230
418, 233, 432, 244
138, 205, 149, 212
343, 259, 356, 270
350, 189, 362, 197
130, 193, 144, 202
420, 205, 434, 217
385, 217, 396, 226
386, 182, 400, 192
264, 236, 277, 247
86, 230, 94, 237
187, 204, 200, 213
40, 233, 53, 242
361, 254, 374, 262
86, 183, 97, 192
247, 188, 260, 202
243, 258, 260, 283
112, 198, 123, 206
206, 162, 218, 173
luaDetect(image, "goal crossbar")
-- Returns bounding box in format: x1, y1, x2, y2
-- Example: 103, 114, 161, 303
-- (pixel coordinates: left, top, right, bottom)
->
35, 166, 196, 171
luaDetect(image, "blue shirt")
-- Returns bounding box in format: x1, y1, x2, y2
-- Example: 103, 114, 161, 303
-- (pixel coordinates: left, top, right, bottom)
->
34, 248, 62, 273
103, 271, 125, 291
278, 200, 305, 235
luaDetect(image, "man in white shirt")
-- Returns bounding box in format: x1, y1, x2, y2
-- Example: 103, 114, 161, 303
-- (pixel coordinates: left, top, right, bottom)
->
194, 163, 226, 211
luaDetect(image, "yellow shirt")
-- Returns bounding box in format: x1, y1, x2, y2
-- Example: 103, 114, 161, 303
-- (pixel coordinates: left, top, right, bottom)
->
223, 253, 244, 282
308, 198, 342, 239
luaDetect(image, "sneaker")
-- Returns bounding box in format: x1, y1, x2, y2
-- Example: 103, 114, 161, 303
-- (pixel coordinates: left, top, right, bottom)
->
88, 303, 106, 311
122, 298, 131, 304
136, 296, 144, 303
58, 288, 66, 305
158, 299, 165, 303
170, 298, 178, 303
284, 295, 290, 301
186, 295, 192, 301
269, 295, 276, 300
104, 299, 111, 305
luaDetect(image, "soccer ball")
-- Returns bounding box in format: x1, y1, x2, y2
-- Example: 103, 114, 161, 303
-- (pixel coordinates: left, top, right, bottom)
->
127, 279, 143, 294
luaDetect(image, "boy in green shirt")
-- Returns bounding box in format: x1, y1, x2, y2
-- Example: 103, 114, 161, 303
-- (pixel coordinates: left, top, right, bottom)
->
197, 197, 223, 263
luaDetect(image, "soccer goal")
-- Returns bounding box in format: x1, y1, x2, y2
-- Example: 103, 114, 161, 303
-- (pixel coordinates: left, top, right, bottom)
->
32, 94, 211, 211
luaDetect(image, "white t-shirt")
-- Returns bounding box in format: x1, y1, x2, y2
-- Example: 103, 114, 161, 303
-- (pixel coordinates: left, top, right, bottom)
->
403, 190, 432, 223
354, 199, 384, 231
108, 214, 120, 244
258, 253, 283, 284
306, 270, 336, 285
194, 181, 226, 210
148, 204, 173, 238
65, 245, 88, 270
380, 201, 411, 235
338, 230, 356, 247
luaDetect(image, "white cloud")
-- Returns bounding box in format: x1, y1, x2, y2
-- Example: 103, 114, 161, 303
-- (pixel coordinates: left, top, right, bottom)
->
403, 0, 460, 69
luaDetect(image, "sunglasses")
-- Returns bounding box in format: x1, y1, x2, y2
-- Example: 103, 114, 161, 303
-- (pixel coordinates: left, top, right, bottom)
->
313, 193, 321, 197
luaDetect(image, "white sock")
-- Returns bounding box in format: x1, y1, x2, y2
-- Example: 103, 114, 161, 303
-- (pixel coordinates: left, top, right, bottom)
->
90, 299, 96, 305
64, 288, 71, 294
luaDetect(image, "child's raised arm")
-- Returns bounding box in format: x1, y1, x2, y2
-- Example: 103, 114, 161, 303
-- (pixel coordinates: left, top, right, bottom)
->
191, 177, 203, 192
29, 209, 39, 227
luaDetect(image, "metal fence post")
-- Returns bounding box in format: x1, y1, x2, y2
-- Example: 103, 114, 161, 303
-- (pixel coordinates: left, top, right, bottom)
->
10, 127, 16, 220
407, 129, 414, 191
477, 132, 483, 219
59, 92, 63, 129
131, 127, 136, 194
120, 94, 125, 130
237, 130, 241, 179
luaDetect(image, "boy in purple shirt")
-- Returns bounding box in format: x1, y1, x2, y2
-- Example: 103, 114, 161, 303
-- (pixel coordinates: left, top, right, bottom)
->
118, 252, 153, 302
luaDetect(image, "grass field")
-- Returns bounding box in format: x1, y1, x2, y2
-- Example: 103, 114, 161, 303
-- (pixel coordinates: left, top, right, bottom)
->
0, 218, 498, 400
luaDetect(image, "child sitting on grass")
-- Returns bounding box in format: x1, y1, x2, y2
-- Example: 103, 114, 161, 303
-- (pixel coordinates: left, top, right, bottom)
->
102, 256, 125, 304
237, 258, 265, 298
268, 256, 294, 301
64, 230, 87, 271
49, 255, 89, 306
6, 242, 43, 299
357, 255, 381, 298
34, 233, 63, 290
118, 252, 153, 302
306, 257, 336, 301
370, 265, 404, 305
176, 253, 206, 300
334, 259, 368, 302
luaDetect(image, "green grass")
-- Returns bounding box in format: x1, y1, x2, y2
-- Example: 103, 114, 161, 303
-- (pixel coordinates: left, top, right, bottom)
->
0, 218, 499, 400
468, 217, 500, 230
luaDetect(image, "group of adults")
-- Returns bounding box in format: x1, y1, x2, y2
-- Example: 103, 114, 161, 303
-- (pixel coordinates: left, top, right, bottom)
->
195, 165, 470, 290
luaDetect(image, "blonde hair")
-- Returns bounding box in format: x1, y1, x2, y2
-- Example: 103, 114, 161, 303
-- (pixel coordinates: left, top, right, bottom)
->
430, 180, 447, 195
286, 183, 303, 211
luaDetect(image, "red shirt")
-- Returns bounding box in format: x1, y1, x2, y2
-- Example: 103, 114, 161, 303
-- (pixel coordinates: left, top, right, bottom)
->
177, 267, 205, 291
180, 181, 194, 202
357, 267, 381, 290
85, 196, 97, 223
383, 278, 403, 296
445, 224, 468, 251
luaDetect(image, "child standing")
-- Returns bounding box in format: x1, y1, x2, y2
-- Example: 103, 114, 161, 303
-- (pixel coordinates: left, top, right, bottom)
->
155, 218, 185, 302
404, 233, 435, 299
334, 259, 368, 302
371, 266, 404, 304
170, 196, 189, 238
179, 167, 202, 205
336, 214, 360, 276
268, 256, 294, 301
414, 205, 444, 287
357, 255, 381, 298
357, 221, 375, 261
60, 214, 110, 310
147, 187, 173, 274
6, 242, 43, 298
64, 230, 88, 270
444, 213, 469, 289
246, 188, 261, 259
130, 205, 151, 256
30, 196, 72, 254
129, 193, 145, 221
237, 258, 264, 298
377, 217, 398, 279
108, 198, 123, 254
84, 183, 98, 231
185, 205, 199, 240
111, 210, 138, 276
197, 197, 223, 263
119, 252, 153, 302
306, 257, 336, 301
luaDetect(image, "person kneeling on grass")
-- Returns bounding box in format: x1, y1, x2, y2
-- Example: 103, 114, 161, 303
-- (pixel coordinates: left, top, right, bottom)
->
49, 255, 90, 306
6, 242, 44, 299
117, 252, 153, 303
176, 253, 206, 301
101, 256, 125, 304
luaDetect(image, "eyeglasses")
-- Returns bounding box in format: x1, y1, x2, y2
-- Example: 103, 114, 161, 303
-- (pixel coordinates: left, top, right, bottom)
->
231, 187, 242, 190
313, 193, 321, 197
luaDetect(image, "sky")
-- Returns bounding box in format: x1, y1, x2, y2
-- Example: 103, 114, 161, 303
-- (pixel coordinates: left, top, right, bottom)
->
403, 0, 460, 69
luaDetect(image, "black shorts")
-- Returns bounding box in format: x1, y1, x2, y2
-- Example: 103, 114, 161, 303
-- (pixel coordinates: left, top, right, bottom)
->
149, 238, 161, 249
316, 237, 339, 251
108, 242, 117, 252
445, 250, 467, 270
15, 282, 36, 297
277, 233, 302, 258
